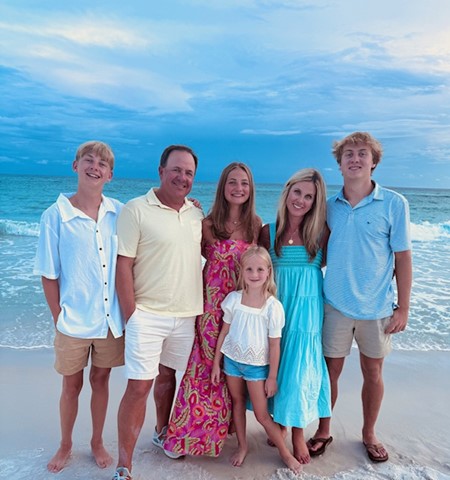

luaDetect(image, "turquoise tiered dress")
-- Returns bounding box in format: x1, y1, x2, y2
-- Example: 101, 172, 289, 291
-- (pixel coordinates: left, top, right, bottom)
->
269, 223, 331, 427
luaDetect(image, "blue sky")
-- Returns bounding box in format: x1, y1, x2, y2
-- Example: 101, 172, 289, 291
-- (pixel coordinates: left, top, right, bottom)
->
1, 0, 449, 188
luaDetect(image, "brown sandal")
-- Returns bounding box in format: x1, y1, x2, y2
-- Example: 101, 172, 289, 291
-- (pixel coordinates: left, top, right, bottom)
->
363, 442, 389, 463
307, 436, 333, 456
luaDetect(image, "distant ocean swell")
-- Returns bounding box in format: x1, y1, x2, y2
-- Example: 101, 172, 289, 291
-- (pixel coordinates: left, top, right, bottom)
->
2, 218, 450, 242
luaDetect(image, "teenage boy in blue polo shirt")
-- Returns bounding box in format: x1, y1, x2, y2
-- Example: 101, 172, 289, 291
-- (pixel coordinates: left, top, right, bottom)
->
307, 132, 412, 463
34, 141, 124, 473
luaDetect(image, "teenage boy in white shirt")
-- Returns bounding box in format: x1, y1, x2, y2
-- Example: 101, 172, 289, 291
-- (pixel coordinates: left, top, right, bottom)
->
34, 141, 124, 473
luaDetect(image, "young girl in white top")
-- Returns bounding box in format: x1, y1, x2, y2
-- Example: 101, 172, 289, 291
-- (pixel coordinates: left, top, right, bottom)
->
211, 246, 302, 474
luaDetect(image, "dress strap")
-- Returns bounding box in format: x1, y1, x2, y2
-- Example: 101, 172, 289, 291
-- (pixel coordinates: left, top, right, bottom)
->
269, 223, 276, 250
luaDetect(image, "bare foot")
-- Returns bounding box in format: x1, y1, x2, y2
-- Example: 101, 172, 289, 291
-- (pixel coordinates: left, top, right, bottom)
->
281, 452, 303, 474
47, 445, 72, 473
293, 441, 310, 464
91, 442, 113, 468
230, 446, 248, 466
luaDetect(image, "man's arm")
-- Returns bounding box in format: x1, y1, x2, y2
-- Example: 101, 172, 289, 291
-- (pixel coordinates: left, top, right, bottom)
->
41, 277, 61, 326
385, 250, 412, 334
116, 255, 136, 322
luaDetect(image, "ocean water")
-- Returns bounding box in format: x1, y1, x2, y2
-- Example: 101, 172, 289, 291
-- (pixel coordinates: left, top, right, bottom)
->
0, 174, 449, 352
1, 174, 450, 480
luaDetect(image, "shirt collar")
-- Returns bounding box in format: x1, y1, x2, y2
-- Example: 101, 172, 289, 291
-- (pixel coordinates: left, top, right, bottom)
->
145, 187, 193, 211
335, 181, 384, 206
57, 193, 115, 222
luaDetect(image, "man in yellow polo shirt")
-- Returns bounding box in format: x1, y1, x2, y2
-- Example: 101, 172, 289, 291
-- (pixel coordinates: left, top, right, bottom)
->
112, 145, 203, 480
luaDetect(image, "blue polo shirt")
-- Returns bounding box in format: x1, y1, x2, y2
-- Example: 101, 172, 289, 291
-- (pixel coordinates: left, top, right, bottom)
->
324, 183, 411, 320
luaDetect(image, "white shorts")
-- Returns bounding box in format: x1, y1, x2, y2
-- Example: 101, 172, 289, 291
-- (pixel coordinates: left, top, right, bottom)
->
124, 308, 195, 380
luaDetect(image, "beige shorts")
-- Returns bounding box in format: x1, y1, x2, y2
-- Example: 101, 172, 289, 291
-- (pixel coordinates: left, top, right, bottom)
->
54, 329, 125, 376
124, 308, 195, 380
322, 304, 392, 359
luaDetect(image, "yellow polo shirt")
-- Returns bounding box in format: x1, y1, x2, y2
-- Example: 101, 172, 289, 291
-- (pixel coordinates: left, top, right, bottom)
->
117, 188, 204, 317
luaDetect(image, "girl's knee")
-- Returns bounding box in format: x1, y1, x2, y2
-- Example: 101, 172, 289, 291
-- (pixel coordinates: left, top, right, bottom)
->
254, 410, 272, 425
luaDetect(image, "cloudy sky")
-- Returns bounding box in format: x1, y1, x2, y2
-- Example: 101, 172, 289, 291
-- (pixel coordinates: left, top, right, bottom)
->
1, 0, 449, 187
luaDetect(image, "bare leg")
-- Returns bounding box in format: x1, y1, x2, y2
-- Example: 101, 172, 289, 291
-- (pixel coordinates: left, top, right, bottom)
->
154, 364, 177, 434
226, 375, 248, 466
89, 365, 113, 468
47, 371, 84, 473
360, 353, 388, 459
247, 382, 302, 474
308, 356, 345, 453
116, 379, 153, 472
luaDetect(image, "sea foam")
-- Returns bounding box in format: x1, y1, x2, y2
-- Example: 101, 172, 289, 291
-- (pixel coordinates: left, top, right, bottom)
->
0, 219, 39, 237
411, 220, 450, 242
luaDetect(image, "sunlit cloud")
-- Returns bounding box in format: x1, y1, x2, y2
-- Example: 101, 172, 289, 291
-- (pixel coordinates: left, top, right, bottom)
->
0, 0, 449, 186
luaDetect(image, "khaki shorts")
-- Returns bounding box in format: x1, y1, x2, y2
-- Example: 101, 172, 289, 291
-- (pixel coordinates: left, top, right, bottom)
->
124, 308, 195, 381
54, 329, 125, 376
322, 304, 392, 359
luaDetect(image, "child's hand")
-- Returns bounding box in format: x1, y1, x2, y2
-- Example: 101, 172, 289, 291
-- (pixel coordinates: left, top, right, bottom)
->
211, 364, 221, 385
265, 377, 278, 398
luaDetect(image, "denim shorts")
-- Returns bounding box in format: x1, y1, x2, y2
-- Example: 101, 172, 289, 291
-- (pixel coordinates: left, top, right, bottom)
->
223, 355, 269, 381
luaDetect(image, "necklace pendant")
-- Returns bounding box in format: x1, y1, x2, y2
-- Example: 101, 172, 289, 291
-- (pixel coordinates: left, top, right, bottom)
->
288, 238, 294, 245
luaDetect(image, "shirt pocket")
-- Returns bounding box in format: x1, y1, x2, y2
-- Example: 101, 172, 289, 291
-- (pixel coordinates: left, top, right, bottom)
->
360, 213, 389, 240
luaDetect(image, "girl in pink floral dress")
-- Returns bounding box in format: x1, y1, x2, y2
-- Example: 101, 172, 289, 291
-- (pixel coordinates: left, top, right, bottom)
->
164, 162, 261, 457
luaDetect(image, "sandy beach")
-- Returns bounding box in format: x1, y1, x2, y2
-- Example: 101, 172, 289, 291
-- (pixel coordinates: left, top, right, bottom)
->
1, 348, 449, 480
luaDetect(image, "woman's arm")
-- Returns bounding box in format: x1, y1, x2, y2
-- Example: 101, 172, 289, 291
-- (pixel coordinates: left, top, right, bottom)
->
258, 223, 270, 250
211, 322, 231, 385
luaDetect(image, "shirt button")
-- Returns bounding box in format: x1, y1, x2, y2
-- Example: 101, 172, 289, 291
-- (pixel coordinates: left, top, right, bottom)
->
105, 298, 108, 301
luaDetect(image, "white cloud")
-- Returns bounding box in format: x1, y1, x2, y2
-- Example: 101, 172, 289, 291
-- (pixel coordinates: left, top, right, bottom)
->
241, 128, 302, 136
0, 18, 151, 49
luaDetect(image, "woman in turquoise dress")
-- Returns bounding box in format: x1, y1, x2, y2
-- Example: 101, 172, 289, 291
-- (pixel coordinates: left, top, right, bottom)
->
259, 168, 331, 464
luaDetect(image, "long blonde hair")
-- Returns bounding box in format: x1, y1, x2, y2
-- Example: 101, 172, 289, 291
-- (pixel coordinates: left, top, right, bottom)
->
237, 246, 277, 297
274, 168, 326, 260
207, 163, 259, 242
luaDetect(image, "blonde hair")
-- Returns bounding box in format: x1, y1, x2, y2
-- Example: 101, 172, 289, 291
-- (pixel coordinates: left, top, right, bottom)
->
237, 246, 277, 297
274, 168, 326, 260
75, 141, 115, 169
207, 162, 259, 242
332, 132, 383, 173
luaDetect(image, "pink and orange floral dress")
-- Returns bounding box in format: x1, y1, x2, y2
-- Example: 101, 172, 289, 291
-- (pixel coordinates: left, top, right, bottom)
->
164, 239, 251, 456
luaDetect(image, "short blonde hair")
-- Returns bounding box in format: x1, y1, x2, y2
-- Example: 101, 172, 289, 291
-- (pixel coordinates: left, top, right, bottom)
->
237, 245, 277, 297
75, 141, 115, 169
332, 132, 383, 171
